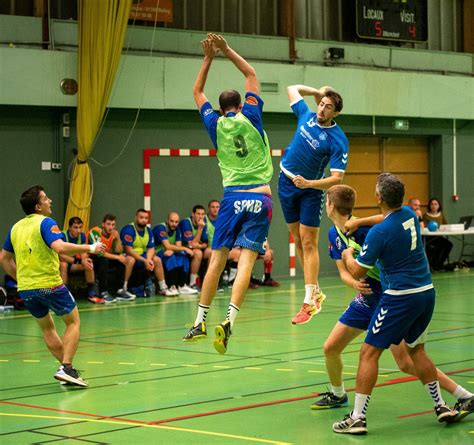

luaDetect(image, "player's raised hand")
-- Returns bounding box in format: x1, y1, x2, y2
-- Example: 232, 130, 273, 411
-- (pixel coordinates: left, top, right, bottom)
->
201, 37, 216, 58
208, 33, 229, 53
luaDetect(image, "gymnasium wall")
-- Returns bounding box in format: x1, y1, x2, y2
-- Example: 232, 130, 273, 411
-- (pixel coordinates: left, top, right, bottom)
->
1, 104, 472, 278
0, 18, 472, 277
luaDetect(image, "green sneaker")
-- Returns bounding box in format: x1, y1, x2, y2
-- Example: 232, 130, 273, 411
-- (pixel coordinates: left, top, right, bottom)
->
182, 322, 207, 342
311, 392, 349, 410
214, 320, 232, 354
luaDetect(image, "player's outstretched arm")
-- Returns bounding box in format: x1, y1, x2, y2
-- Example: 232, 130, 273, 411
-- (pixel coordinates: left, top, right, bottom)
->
51, 239, 105, 256
208, 33, 258, 95
343, 214, 384, 235
193, 38, 216, 109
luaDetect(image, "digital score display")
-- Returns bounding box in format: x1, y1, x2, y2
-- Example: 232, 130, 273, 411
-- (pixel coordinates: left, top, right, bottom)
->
356, 0, 428, 43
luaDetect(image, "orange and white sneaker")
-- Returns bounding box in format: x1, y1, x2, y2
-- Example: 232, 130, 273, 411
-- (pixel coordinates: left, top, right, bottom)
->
291, 290, 326, 325
291, 303, 317, 324
313, 290, 326, 315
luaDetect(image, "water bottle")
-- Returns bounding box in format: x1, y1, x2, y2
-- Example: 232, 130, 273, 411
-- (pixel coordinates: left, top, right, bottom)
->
222, 271, 229, 288
0, 305, 14, 313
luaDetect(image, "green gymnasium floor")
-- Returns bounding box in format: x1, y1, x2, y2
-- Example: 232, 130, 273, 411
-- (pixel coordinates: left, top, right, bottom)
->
1, 271, 473, 444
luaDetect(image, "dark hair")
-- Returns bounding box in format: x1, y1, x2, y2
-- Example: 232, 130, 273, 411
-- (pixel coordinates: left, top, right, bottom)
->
68, 216, 83, 227
325, 91, 343, 112
219, 90, 241, 113
208, 199, 220, 207
376, 173, 405, 209
102, 213, 116, 223
428, 198, 442, 213
20, 185, 45, 215
327, 185, 356, 216
136, 208, 148, 215
192, 205, 205, 213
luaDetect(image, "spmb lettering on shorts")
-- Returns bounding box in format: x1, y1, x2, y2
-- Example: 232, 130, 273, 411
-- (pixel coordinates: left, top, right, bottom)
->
234, 200, 263, 214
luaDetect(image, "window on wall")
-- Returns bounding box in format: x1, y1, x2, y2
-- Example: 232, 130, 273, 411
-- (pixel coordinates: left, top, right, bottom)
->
344, 137, 429, 217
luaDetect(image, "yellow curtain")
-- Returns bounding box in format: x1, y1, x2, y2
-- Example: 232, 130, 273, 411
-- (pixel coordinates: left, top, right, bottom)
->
64, 0, 132, 230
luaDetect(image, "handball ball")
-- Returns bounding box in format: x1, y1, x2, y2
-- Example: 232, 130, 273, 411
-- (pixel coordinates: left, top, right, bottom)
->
427, 221, 438, 232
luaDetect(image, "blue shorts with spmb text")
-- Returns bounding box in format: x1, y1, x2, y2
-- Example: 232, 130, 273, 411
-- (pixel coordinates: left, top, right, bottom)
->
212, 190, 272, 254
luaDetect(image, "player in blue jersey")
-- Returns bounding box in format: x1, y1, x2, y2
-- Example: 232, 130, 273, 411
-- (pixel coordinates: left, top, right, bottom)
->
311, 184, 474, 418
279, 84, 349, 325
0, 185, 105, 386
178, 205, 208, 293
120, 209, 170, 299
153, 212, 191, 296
183, 33, 273, 354
332, 173, 459, 435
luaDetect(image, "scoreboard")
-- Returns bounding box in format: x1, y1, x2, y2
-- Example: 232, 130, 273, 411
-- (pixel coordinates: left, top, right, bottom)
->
356, 0, 428, 43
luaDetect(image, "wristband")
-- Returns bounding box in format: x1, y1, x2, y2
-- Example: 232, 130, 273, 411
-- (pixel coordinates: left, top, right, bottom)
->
89, 243, 96, 254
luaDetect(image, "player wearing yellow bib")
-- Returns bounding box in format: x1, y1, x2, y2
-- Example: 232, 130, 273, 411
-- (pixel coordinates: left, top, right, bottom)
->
0, 185, 105, 387
183, 34, 273, 354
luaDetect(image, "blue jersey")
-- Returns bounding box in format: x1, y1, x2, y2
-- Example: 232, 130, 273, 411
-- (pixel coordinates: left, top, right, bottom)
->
3, 217, 63, 253
328, 224, 383, 304
62, 230, 86, 245
120, 224, 154, 249
200, 92, 266, 149
281, 99, 349, 180
152, 223, 183, 245
356, 206, 432, 294
178, 218, 208, 245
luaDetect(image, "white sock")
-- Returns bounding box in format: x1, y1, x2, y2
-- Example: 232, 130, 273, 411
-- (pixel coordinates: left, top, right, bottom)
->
189, 273, 198, 286
226, 303, 240, 327
453, 385, 473, 401
158, 280, 167, 290
123, 281, 128, 291
229, 268, 237, 282
194, 303, 210, 326
352, 393, 371, 419
426, 381, 445, 406
304, 285, 316, 304
331, 384, 346, 398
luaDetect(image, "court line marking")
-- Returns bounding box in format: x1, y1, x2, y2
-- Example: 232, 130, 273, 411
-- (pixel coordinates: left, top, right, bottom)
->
2, 366, 472, 438
0, 413, 290, 444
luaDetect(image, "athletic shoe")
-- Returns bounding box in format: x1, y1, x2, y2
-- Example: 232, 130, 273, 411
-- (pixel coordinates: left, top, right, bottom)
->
182, 322, 207, 341
261, 277, 280, 287
454, 395, 474, 421
311, 392, 349, 410
333, 414, 367, 435
313, 290, 326, 314
101, 291, 116, 303
168, 285, 180, 296
54, 365, 88, 387
189, 283, 200, 292
214, 320, 232, 354
159, 287, 175, 297
292, 290, 327, 324
291, 303, 317, 324
178, 284, 198, 295
88, 295, 105, 304
248, 281, 259, 289
435, 404, 459, 423
117, 289, 136, 301
217, 286, 225, 293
